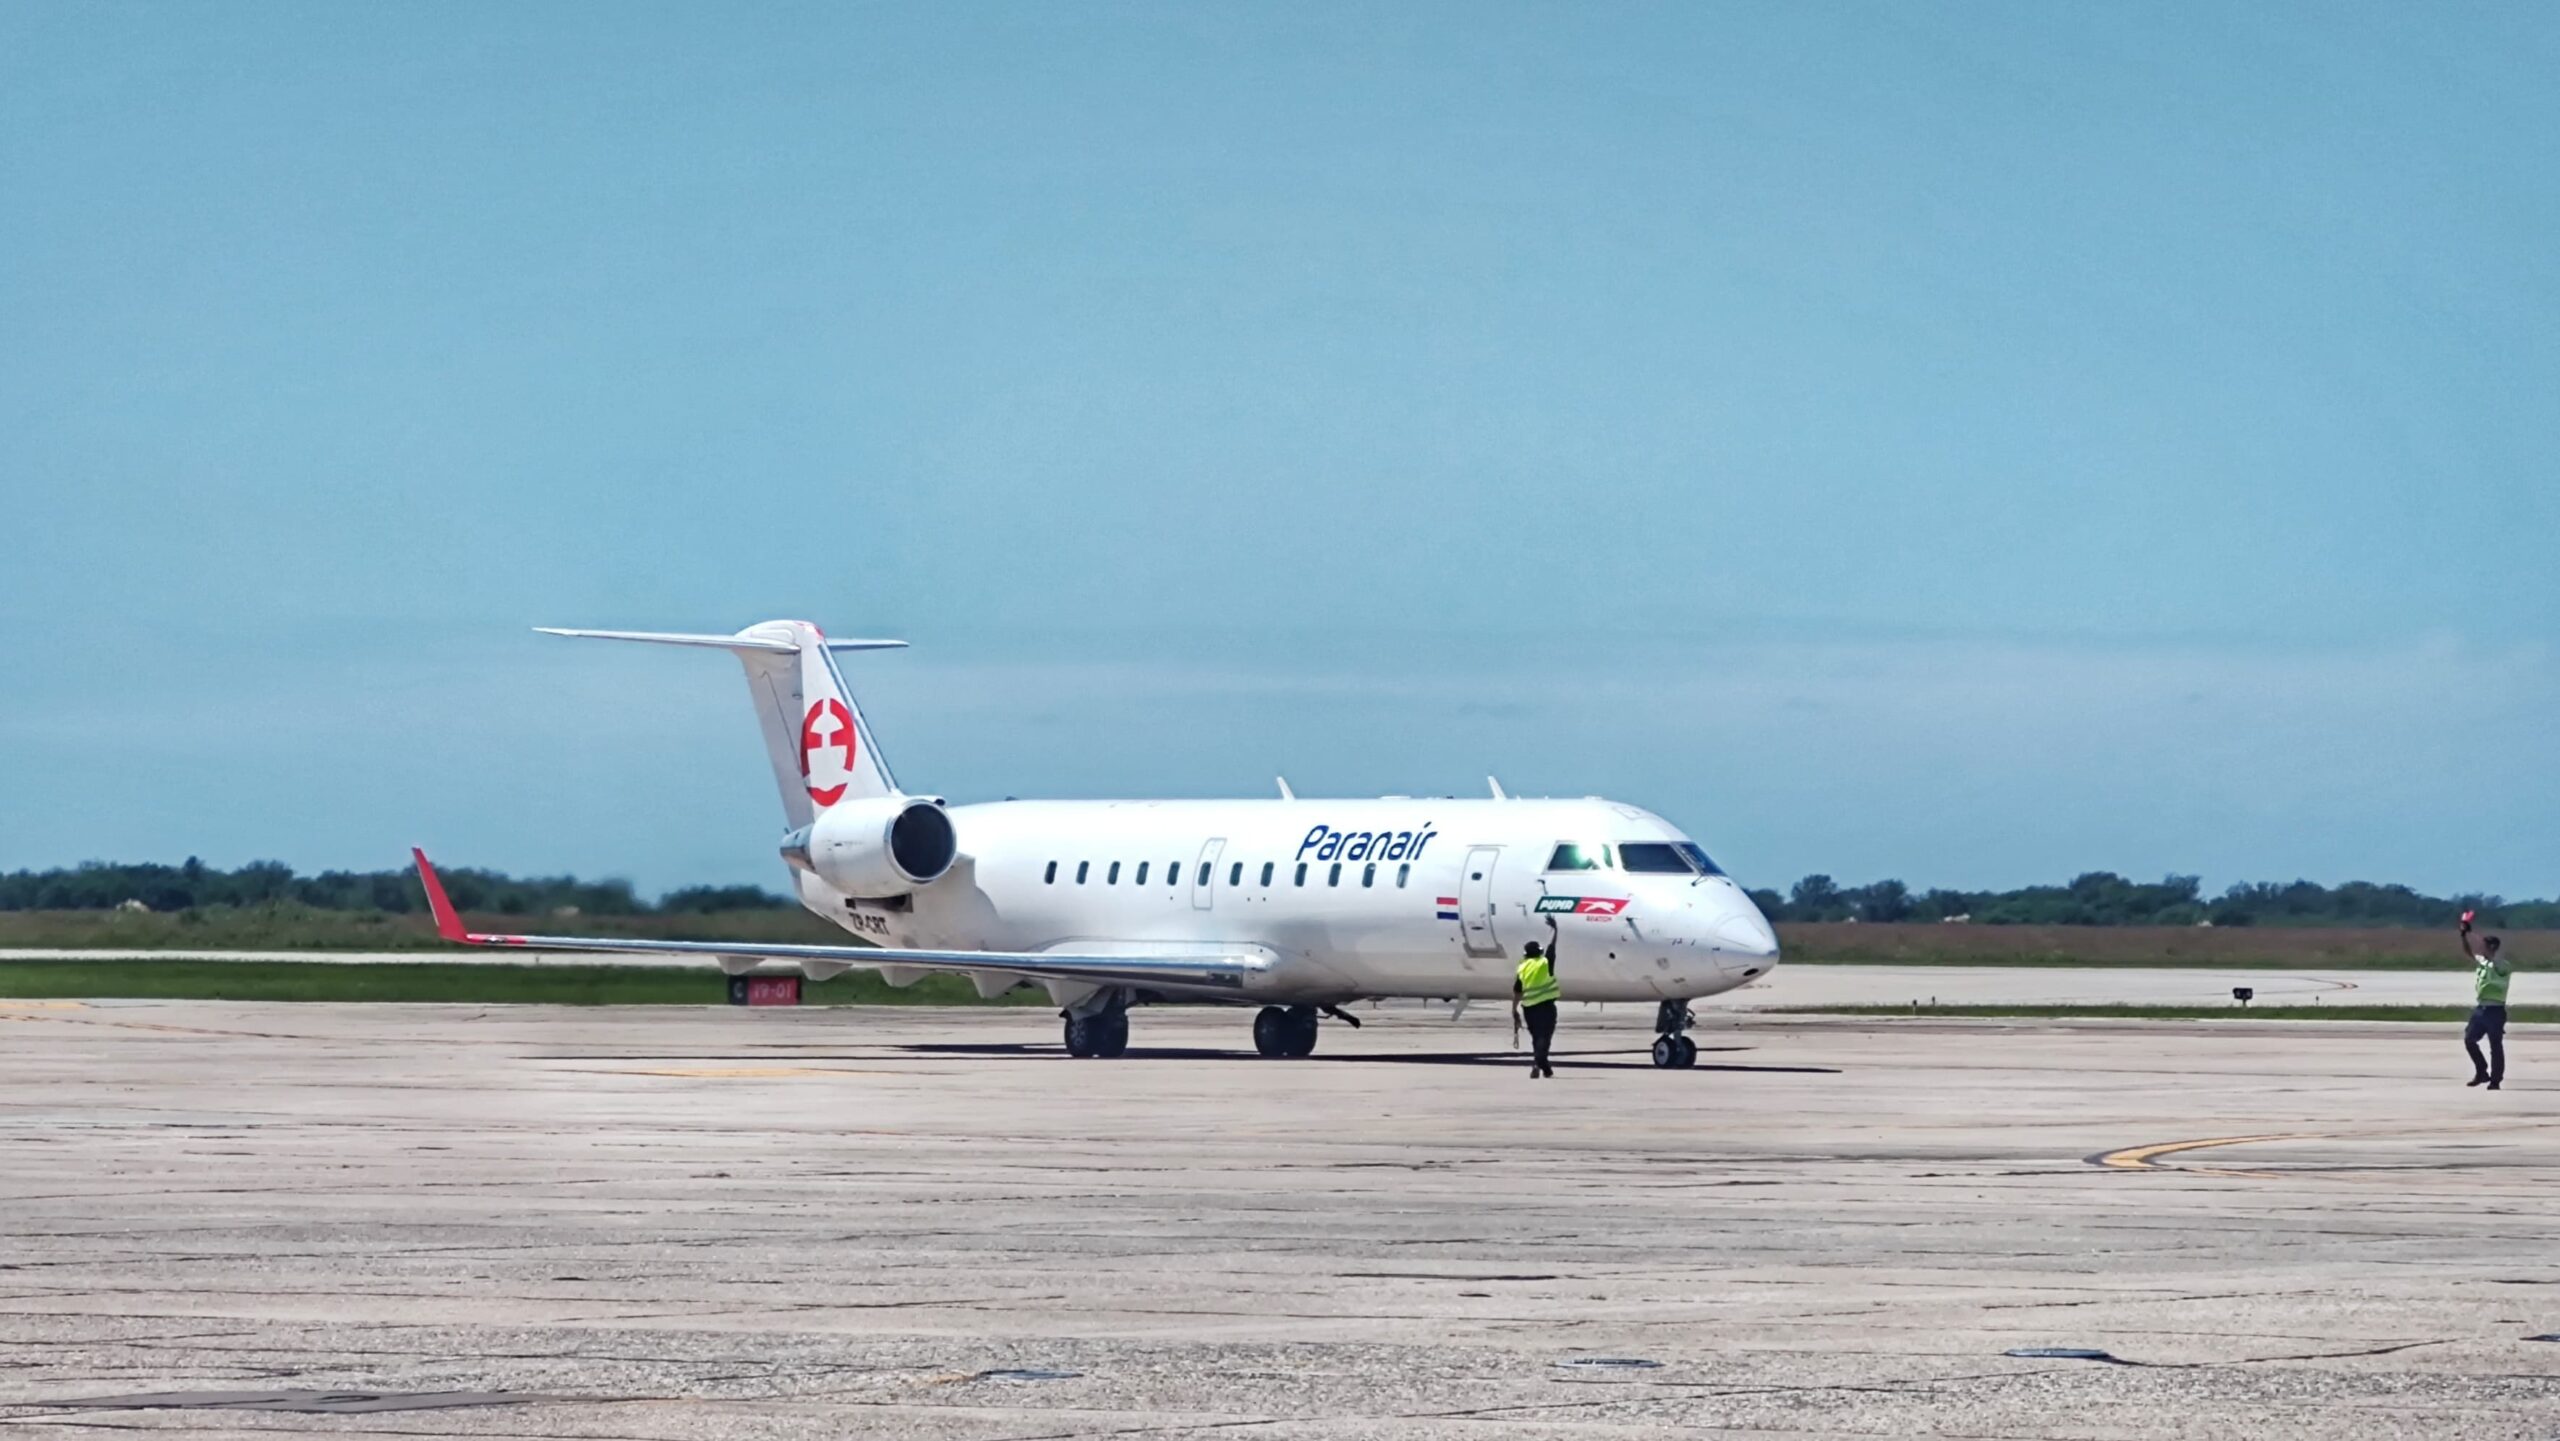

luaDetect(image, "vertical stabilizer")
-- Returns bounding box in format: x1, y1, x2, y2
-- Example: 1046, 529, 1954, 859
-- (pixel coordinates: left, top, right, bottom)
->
535, 622, 906, 830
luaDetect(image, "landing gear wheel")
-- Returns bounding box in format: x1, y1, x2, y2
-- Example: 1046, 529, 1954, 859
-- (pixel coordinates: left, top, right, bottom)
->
1092, 1013, 1129, 1059
1252, 1006, 1287, 1058
1254, 1006, 1319, 1057
1065, 1010, 1128, 1059
1653, 1000, 1698, 1071
1283, 1008, 1319, 1058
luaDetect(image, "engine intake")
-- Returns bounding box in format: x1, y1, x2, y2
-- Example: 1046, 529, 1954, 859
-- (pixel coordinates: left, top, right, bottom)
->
782, 797, 957, 897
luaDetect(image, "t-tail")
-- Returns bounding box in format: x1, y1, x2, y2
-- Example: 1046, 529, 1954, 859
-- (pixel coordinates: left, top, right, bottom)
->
534, 621, 906, 830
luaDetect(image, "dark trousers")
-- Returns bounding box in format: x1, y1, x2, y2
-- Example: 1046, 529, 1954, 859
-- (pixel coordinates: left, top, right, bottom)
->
2466, 1004, 2507, 1084
1523, 1001, 1557, 1071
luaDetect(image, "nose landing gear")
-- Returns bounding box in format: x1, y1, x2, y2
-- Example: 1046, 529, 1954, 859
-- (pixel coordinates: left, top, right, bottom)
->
1251, 1005, 1320, 1058
1650, 1000, 1698, 1069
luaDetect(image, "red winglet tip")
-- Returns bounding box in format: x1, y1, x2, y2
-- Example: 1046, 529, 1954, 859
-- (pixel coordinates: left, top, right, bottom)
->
411, 847, 469, 943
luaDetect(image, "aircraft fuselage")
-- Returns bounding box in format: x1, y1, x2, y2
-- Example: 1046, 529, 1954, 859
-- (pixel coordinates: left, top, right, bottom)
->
807, 796, 1781, 1005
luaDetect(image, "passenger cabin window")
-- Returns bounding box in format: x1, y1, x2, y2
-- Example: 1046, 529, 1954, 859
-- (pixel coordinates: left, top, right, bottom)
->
1260, 862, 1274, 886
1107, 861, 1120, 884
1076, 861, 1090, 884
1294, 862, 1308, 886
1396, 863, 1409, 888
1136, 861, 1150, 885
1168, 861, 1180, 886
1619, 841, 1726, 877
1361, 863, 1375, 888
1197, 862, 1211, 886
1545, 842, 1612, 872
1328, 863, 1342, 886
1229, 862, 1242, 887
1044, 861, 1057, 884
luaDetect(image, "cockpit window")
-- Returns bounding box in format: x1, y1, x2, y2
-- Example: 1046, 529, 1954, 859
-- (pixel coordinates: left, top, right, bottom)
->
1545, 843, 1611, 872
1619, 843, 1692, 874
1619, 841, 1727, 877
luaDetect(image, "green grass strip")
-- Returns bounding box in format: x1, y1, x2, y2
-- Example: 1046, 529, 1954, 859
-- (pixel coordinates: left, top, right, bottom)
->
1774, 1003, 2560, 1023
0, 960, 1044, 1006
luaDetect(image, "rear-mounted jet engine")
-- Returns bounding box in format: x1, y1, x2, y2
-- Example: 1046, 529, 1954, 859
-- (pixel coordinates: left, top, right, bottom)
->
782, 797, 957, 897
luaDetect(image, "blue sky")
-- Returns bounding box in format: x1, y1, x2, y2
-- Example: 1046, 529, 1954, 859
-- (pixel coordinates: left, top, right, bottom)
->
2, 3, 2552, 898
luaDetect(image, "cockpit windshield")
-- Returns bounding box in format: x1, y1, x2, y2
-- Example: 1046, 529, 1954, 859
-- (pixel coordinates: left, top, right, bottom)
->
1544, 843, 1612, 872
1619, 841, 1725, 877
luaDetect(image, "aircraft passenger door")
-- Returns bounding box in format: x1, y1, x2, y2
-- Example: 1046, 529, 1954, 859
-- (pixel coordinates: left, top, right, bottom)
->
1460, 846, 1504, 959
1192, 838, 1226, 911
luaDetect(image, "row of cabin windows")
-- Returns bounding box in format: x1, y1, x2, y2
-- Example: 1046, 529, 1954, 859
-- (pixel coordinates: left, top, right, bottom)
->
1041, 858, 1415, 890
1033, 842, 1719, 888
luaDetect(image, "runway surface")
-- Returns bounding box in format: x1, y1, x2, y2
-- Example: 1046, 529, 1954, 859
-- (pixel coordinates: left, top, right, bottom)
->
1, 1001, 2555, 1438
0, 950, 2488, 1012
1728, 963, 2480, 1010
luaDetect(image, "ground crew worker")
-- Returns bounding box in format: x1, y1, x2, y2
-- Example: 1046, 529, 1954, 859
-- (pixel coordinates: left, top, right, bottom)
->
2459, 910, 2512, 1090
1514, 918, 1561, 1078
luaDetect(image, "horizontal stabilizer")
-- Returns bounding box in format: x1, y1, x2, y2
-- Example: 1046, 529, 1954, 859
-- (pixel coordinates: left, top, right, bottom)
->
534, 627, 908, 653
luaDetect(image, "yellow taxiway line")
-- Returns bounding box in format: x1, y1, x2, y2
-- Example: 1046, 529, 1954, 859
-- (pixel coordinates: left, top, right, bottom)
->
2091, 1132, 2328, 1177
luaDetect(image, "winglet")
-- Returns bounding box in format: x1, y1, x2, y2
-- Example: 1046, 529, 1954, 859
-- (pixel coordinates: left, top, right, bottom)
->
411, 848, 469, 943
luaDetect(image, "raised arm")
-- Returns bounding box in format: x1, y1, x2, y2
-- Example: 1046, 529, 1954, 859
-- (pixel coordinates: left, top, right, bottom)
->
2459, 910, 2482, 961
1545, 917, 1560, 972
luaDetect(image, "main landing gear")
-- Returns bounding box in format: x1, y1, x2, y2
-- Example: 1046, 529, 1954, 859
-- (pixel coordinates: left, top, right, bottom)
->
1061, 1009, 1128, 1058
1251, 1005, 1320, 1059
1062, 990, 1132, 1058
1650, 999, 1698, 1069
1065, 998, 1347, 1060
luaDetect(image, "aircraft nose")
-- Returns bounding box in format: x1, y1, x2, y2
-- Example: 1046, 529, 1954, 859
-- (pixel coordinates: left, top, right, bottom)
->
1698, 886, 1780, 962
1716, 907, 1779, 959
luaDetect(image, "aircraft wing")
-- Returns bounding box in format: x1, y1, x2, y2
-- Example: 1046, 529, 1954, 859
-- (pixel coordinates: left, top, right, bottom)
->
409, 850, 1260, 993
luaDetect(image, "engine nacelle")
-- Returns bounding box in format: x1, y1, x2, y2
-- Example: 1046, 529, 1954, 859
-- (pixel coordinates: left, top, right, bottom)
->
782, 797, 957, 898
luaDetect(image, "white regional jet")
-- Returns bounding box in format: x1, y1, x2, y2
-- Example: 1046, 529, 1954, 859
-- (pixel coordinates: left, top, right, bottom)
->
411, 620, 1780, 1068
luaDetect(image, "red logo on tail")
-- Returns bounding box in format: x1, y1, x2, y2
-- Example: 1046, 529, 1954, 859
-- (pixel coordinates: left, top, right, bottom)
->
799, 698, 858, 807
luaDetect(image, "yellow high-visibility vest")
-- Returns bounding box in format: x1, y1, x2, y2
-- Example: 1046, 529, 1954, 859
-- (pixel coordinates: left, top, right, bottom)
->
2477, 956, 2512, 1006
1516, 954, 1559, 1008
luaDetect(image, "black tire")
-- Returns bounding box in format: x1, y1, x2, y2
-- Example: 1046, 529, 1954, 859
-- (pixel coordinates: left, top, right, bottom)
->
1063, 1014, 1095, 1058
1252, 1006, 1286, 1057
1673, 1035, 1698, 1069
1094, 1014, 1130, 1059
1285, 1010, 1320, 1058
1650, 1035, 1677, 1069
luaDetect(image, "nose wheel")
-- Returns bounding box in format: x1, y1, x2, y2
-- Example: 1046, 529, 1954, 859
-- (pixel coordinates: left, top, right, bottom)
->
1651, 999, 1698, 1069
1251, 1005, 1319, 1058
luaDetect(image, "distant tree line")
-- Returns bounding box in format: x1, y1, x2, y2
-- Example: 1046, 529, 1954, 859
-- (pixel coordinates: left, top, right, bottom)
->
1746, 872, 2560, 929
0, 859, 790, 917
5, 859, 2552, 928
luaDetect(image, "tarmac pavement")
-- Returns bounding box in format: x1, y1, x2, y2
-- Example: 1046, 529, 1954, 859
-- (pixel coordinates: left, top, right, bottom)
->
0, 1000, 2553, 1438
